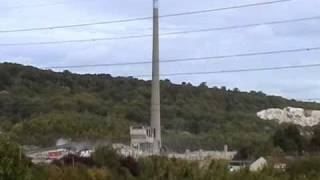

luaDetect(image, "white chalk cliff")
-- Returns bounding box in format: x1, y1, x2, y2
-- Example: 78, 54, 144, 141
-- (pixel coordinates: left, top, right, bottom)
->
257, 107, 320, 127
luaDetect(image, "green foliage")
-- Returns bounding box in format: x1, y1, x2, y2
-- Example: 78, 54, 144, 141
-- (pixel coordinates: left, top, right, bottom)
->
92, 146, 121, 168
1, 63, 320, 151
23, 155, 320, 180
309, 126, 320, 152
9, 113, 129, 146
28, 165, 111, 180
273, 125, 306, 155
1, 142, 316, 180
287, 156, 320, 180
137, 157, 202, 180
0, 136, 30, 180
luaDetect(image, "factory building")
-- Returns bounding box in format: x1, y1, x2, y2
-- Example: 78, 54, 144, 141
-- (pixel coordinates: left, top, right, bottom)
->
130, 126, 155, 153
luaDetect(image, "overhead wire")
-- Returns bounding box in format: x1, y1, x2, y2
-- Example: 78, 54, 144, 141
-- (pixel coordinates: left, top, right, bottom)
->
303, 98, 320, 101
3, 0, 319, 102
293, 98, 320, 102
135, 63, 320, 77
0, 0, 292, 33
43, 46, 320, 69
5, 0, 95, 9
7, 1, 72, 9
1, 15, 320, 46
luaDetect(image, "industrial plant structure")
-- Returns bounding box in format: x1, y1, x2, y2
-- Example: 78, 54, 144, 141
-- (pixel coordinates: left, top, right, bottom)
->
130, 0, 161, 154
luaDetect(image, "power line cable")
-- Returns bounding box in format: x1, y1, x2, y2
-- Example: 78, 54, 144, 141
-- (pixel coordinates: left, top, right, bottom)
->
8, 1, 72, 9
0, 34, 152, 46
0, 18, 151, 33
136, 63, 320, 77
6, 0, 95, 9
161, 16, 320, 35
0, 0, 292, 33
44, 46, 320, 69
160, 0, 292, 18
301, 98, 320, 101
294, 98, 320, 102
1, 15, 320, 46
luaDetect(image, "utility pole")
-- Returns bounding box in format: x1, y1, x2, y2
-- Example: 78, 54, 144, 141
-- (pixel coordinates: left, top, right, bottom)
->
151, 0, 161, 154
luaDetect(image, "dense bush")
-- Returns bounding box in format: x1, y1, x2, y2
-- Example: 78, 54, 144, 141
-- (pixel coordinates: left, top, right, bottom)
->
273, 124, 306, 155
287, 156, 320, 180
0, 138, 319, 180
0, 136, 30, 180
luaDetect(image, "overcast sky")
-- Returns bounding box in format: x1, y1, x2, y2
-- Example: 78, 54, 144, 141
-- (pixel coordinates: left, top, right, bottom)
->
1, 0, 320, 101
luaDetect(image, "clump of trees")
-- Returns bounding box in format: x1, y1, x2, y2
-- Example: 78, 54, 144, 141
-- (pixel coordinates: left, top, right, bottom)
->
1, 136, 320, 180
271, 124, 320, 155
233, 124, 320, 161
273, 124, 305, 155
309, 126, 320, 152
36, 151, 320, 180
0, 136, 30, 180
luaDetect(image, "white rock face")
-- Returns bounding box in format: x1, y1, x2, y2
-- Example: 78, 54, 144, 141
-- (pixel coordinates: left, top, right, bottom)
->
257, 107, 320, 127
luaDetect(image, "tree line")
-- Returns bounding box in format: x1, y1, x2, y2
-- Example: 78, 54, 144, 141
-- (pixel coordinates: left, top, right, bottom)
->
1, 135, 320, 180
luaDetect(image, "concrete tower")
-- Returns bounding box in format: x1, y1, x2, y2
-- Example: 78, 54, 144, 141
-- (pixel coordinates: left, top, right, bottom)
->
151, 0, 161, 153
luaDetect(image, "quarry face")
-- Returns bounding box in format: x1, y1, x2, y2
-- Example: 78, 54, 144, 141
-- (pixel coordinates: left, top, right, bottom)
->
257, 107, 320, 127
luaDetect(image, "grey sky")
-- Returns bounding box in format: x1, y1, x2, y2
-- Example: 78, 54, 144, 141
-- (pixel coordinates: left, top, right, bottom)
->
1, 0, 320, 101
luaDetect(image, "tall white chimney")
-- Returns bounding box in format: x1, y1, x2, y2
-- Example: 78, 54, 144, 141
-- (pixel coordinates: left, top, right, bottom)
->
151, 0, 161, 153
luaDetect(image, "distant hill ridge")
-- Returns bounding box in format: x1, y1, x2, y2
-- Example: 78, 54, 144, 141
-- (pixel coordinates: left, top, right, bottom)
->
0, 62, 320, 150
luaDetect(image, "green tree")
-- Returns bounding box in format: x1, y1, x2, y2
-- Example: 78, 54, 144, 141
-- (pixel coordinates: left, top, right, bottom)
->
273, 125, 306, 155
0, 136, 30, 180
287, 156, 320, 179
92, 146, 121, 168
0, 69, 11, 90
310, 126, 320, 152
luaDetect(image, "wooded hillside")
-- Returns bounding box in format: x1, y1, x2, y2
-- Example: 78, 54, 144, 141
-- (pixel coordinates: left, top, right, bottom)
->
1, 62, 319, 150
